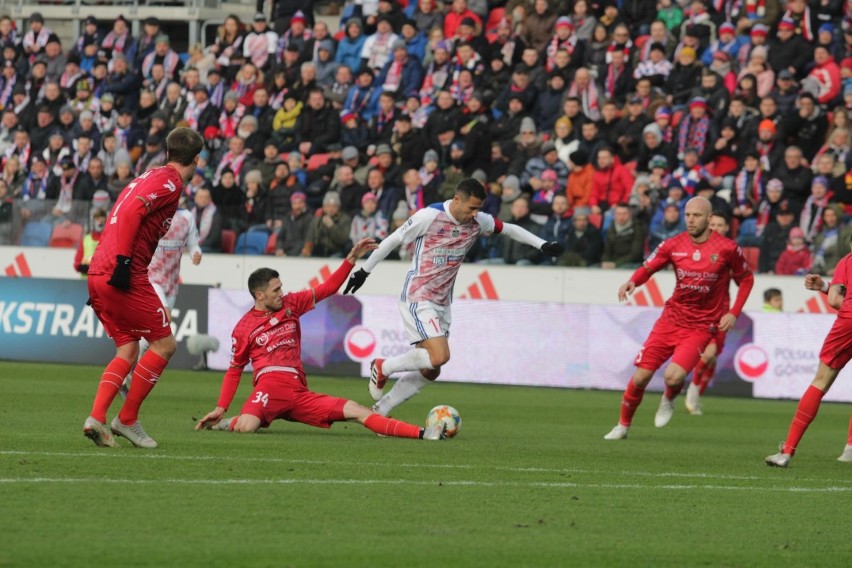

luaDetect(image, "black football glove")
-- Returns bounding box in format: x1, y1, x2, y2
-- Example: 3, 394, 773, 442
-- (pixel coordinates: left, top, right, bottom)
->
541, 241, 564, 257
108, 255, 132, 290
343, 268, 369, 295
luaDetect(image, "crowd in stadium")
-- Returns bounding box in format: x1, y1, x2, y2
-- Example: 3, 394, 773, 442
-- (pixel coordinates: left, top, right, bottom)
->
1, 0, 852, 272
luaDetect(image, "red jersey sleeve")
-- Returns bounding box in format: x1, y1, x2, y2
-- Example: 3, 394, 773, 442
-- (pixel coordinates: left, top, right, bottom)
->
282, 289, 317, 319
642, 238, 672, 274
831, 255, 850, 288
727, 243, 755, 317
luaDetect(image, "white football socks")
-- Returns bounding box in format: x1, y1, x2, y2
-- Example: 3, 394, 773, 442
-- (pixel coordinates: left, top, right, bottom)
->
381, 348, 434, 375
374, 372, 431, 416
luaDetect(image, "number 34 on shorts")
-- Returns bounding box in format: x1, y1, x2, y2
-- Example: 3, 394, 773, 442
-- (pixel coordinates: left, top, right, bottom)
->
252, 391, 269, 407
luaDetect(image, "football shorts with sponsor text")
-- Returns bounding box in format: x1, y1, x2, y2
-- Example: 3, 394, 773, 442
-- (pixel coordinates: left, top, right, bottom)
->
398, 300, 451, 344
634, 317, 716, 372
819, 318, 852, 370
240, 371, 347, 428
87, 274, 172, 346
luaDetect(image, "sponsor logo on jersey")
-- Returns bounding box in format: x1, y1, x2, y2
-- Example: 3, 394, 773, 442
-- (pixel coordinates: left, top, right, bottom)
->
692, 250, 701, 261
671, 252, 687, 257
256, 332, 269, 346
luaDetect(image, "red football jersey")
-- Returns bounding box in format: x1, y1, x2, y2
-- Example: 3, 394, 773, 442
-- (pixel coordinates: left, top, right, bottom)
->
829, 253, 852, 319
642, 231, 751, 330
89, 166, 183, 279
229, 290, 316, 380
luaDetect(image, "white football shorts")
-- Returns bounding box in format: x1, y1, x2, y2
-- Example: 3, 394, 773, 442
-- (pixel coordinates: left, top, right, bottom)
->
398, 300, 451, 344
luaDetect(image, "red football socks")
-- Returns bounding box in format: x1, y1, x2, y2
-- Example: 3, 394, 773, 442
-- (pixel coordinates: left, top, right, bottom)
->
664, 383, 684, 401
847, 413, 852, 446
90, 357, 132, 423
691, 360, 706, 386
118, 350, 168, 426
699, 362, 716, 395
783, 385, 826, 456
363, 414, 422, 439
619, 378, 646, 427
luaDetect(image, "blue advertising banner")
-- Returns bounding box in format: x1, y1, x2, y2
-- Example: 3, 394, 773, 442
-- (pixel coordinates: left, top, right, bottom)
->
0, 278, 208, 369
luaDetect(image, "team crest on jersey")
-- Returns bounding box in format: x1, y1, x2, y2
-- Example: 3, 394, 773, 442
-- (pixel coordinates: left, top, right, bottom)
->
710, 254, 718, 263
452, 228, 460, 238
270, 317, 278, 325
692, 250, 701, 261
285, 309, 291, 317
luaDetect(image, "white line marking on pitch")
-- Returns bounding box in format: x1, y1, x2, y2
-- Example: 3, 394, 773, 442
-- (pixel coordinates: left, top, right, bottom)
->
2, 450, 851, 485
0, 477, 850, 493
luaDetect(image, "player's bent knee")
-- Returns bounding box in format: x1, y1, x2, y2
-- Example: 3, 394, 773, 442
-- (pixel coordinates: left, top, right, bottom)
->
421, 367, 441, 381
233, 415, 262, 433
149, 335, 178, 359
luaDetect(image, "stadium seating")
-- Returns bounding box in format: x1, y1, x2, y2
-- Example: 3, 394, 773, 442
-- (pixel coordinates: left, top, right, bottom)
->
49, 223, 84, 248
234, 230, 269, 255
306, 153, 331, 171
19, 222, 53, 247
265, 232, 278, 255
741, 247, 760, 272
220, 229, 236, 254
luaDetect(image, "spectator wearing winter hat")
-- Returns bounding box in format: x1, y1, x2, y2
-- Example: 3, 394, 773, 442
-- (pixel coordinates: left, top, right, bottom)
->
350, 191, 389, 245
302, 191, 352, 257
521, 140, 568, 192
676, 96, 716, 160
666, 45, 702, 107
749, 117, 785, 173
529, 168, 560, 223
768, 17, 814, 80
775, 226, 812, 275
701, 21, 745, 67
340, 108, 369, 150
361, 15, 399, 73
375, 39, 423, 100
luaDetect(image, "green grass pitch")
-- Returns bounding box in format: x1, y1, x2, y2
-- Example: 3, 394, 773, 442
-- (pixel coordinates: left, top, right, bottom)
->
3, 361, 852, 567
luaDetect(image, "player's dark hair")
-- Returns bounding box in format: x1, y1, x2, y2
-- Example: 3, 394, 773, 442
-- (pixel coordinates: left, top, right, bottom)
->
455, 178, 487, 201
763, 288, 782, 302
248, 268, 280, 299
711, 210, 730, 224
166, 127, 203, 166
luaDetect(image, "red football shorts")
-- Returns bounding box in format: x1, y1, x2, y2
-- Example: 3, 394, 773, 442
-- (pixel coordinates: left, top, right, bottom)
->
819, 318, 852, 370
634, 317, 715, 372
88, 274, 171, 346
240, 371, 347, 428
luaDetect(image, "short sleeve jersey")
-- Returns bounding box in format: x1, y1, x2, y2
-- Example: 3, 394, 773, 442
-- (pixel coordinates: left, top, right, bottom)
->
396, 201, 499, 306
147, 209, 201, 297
829, 254, 852, 319
89, 166, 184, 278
229, 290, 316, 380
643, 231, 751, 330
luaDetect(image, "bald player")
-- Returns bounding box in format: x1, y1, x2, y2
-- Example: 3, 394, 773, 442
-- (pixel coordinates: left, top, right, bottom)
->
604, 197, 755, 440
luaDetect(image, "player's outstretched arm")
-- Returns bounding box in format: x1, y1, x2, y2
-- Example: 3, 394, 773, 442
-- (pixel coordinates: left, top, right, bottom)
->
499, 221, 552, 252
196, 365, 245, 430
312, 238, 378, 300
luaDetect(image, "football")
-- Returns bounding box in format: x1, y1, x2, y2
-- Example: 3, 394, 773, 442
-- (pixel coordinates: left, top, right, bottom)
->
426, 405, 461, 438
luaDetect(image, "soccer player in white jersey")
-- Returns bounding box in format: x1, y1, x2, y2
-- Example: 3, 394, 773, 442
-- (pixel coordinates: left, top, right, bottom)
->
120, 202, 202, 399
343, 178, 564, 416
